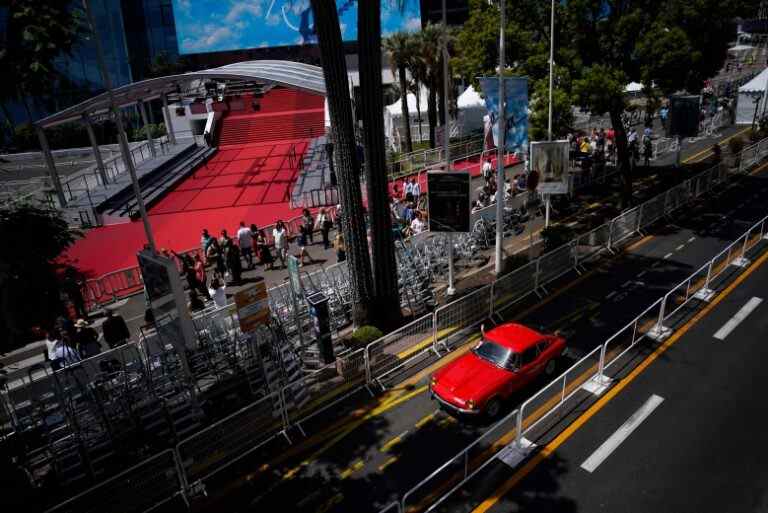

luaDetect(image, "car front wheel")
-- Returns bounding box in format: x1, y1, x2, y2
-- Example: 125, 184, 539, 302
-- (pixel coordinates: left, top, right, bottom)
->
485, 397, 501, 418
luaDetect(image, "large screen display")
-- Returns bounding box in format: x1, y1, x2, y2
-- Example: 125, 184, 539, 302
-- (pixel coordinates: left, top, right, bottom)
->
172, 0, 422, 54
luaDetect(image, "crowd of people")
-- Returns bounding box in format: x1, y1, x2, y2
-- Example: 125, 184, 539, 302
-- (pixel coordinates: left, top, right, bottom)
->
43, 309, 131, 371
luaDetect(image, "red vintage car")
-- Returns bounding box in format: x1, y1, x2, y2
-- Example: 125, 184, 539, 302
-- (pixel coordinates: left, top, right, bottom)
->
430, 323, 566, 417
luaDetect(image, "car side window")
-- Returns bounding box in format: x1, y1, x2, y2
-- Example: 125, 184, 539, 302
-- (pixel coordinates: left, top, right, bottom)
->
520, 347, 538, 367
536, 339, 550, 354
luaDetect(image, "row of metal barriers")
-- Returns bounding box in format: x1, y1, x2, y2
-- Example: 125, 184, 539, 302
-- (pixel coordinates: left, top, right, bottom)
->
21, 135, 767, 513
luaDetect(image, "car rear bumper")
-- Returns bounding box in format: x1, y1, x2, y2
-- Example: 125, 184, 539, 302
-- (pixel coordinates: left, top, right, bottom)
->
432, 391, 480, 415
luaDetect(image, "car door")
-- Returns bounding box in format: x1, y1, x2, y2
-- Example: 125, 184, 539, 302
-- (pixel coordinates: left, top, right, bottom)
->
517, 346, 541, 386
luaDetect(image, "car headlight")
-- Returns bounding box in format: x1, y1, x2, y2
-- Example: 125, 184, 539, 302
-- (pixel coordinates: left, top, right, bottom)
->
467, 399, 476, 410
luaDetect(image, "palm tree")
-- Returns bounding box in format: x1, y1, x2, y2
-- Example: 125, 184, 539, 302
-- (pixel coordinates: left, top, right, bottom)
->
418, 24, 443, 149
406, 33, 427, 144
358, 0, 402, 330
383, 32, 414, 153
310, 0, 374, 327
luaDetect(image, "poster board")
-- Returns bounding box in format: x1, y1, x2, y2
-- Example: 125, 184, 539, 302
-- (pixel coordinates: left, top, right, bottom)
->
234, 278, 271, 333
530, 140, 570, 194
427, 171, 472, 233
669, 95, 702, 138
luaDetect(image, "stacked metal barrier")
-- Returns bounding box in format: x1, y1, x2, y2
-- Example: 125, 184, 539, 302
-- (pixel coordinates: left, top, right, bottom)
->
28, 136, 768, 513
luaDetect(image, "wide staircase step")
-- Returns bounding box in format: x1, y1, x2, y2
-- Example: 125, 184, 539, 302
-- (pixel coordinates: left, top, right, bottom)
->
217, 110, 324, 146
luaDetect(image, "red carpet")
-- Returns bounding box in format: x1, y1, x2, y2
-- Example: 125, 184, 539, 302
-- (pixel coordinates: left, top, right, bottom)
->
65, 88, 322, 280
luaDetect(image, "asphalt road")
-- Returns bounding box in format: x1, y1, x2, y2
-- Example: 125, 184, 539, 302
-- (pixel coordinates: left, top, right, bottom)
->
187, 138, 768, 513
466, 230, 768, 513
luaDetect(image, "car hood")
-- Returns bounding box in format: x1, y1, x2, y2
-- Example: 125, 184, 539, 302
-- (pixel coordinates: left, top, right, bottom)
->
434, 353, 511, 402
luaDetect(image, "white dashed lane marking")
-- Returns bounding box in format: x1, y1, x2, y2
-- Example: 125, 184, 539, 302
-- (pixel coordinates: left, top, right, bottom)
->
663, 252, 673, 259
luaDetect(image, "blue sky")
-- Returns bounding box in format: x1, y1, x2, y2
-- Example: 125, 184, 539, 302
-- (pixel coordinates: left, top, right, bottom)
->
172, 0, 422, 54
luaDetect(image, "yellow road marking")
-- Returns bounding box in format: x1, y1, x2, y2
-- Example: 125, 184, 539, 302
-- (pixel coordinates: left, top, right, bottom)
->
470, 243, 768, 513
378, 456, 399, 473
415, 412, 438, 429
339, 459, 365, 480
280, 385, 428, 479
682, 127, 751, 164
380, 432, 408, 453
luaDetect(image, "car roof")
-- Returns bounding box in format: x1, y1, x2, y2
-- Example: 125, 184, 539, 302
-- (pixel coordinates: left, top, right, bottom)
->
484, 323, 545, 352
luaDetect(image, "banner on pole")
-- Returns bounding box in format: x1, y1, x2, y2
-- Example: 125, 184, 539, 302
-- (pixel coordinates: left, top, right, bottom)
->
530, 141, 570, 194
478, 76, 529, 154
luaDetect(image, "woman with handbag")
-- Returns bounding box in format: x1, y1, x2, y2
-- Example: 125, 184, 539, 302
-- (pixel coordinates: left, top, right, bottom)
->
315, 208, 333, 250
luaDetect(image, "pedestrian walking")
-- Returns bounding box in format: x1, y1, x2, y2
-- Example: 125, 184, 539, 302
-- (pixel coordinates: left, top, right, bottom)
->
201, 229, 215, 257
208, 275, 227, 308
301, 209, 315, 245
315, 208, 333, 250
256, 229, 274, 270
44, 330, 63, 370
74, 319, 100, 359
296, 225, 314, 266
102, 309, 130, 349
225, 242, 242, 285
411, 178, 421, 204
236, 221, 255, 269
206, 238, 226, 276
482, 158, 493, 181
334, 232, 346, 263
61, 269, 88, 320
52, 337, 80, 370
643, 137, 653, 167
273, 220, 289, 269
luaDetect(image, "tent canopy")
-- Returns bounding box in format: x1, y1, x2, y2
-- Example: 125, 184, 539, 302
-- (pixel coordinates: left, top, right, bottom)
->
740, 67, 768, 93
385, 89, 429, 118
457, 84, 485, 108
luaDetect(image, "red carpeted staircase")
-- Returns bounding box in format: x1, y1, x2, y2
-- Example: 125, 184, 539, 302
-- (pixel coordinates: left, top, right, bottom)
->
217, 88, 325, 147
218, 110, 324, 146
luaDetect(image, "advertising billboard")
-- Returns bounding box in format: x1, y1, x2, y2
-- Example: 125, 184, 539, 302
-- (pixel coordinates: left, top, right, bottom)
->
427, 170, 471, 233
478, 76, 529, 154
530, 140, 570, 194
669, 95, 701, 138
172, 0, 422, 54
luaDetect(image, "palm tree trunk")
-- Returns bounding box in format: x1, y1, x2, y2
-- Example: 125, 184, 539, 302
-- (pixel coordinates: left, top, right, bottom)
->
437, 54, 447, 127
414, 80, 424, 143
609, 107, 633, 207
358, 0, 402, 331
311, 0, 374, 327
398, 64, 413, 153
428, 82, 437, 149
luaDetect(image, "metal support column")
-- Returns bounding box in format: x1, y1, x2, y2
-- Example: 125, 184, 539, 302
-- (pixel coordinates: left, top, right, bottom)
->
443, 0, 456, 297
138, 101, 157, 158
35, 126, 67, 207
82, 113, 109, 187
494, 0, 507, 275
162, 93, 177, 145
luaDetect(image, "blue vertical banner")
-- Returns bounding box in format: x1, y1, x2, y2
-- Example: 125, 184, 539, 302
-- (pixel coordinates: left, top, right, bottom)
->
479, 77, 529, 154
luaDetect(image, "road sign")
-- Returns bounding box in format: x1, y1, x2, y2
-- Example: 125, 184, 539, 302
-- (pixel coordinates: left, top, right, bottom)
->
427, 170, 471, 233
234, 278, 271, 333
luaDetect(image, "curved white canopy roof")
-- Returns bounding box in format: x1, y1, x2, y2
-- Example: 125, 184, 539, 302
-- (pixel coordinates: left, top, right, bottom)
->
37, 60, 326, 128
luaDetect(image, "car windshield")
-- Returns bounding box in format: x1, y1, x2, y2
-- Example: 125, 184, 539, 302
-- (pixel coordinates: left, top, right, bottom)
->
473, 339, 518, 370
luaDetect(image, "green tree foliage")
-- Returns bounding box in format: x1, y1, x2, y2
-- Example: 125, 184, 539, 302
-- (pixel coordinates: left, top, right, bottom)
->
0, 0, 84, 122
0, 205, 81, 350
564, 0, 749, 204
384, 32, 414, 152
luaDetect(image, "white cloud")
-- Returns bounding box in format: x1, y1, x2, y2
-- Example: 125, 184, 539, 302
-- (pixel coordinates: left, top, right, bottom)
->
224, 1, 263, 23
183, 26, 235, 51
259, 41, 269, 48
266, 13, 281, 26
404, 16, 421, 32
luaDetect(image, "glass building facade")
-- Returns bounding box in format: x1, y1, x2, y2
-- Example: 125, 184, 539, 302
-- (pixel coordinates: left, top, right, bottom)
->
122, 0, 179, 80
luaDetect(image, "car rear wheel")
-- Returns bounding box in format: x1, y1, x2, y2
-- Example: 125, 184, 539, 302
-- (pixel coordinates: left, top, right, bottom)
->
544, 359, 557, 376
485, 397, 501, 418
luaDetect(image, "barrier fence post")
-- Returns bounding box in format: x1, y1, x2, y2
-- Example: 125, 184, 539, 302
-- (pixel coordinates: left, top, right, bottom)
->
515, 407, 524, 445
432, 311, 439, 355
607, 219, 616, 252
734, 230, 752, 267
694, 260, 716, 302
364, 347, 372, 386
636, 203, 644, 232
648, 293, 671, 341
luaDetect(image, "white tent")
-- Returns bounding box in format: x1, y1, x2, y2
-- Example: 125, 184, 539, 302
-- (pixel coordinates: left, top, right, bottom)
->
456, 85, 486, 133
625, 82, 644, 94
383, 88, 431, 146
736, 67, 768, 124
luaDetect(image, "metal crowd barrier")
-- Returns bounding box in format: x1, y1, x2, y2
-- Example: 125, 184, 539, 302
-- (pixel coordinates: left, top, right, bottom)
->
37, 136, 768, 513
395, 197, 768, 513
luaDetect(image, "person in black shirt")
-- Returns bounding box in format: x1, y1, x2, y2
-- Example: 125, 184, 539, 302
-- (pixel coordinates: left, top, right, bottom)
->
102, 309, 130, 349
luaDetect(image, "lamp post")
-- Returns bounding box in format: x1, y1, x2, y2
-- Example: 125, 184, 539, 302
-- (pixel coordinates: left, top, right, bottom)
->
494, 0, 506, 275
545, 0, 555, 228
443, 0, 456, 296
82, 0, 156, 252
